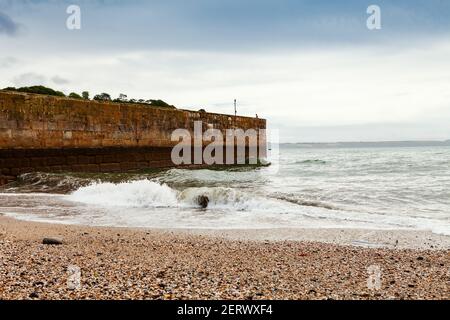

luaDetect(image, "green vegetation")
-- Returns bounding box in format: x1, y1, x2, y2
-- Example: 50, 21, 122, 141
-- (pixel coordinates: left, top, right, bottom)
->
3, 86, 65, 97
93, 93, 112, 101
2, 86, 177, 109
147, 99, 175, 109
113, 96, 175, 109
68, 92, 83, 99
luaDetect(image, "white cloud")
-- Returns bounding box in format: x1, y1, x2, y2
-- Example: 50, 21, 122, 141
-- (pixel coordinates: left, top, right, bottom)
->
51, 75, 70, 85
12, 72, 46, 87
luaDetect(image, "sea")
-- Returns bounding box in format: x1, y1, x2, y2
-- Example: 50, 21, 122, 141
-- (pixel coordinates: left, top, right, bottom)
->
1, 144, 449, 236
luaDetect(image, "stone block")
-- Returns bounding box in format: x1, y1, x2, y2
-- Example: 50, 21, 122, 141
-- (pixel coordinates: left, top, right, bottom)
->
100, 163, 121, 172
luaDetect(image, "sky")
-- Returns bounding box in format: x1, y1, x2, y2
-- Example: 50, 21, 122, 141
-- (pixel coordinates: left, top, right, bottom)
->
1, 0, 449, 142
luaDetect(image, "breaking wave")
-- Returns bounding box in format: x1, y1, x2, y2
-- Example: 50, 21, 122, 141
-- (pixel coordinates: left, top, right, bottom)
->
68, 180, 179, 208
178, 187, 273, 210
67, 179, 285, 211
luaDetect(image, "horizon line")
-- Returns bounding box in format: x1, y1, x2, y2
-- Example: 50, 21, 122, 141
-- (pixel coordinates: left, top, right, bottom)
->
279, 139, 450, 145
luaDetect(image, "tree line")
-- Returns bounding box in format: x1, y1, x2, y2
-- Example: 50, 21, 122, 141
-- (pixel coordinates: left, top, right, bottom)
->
2, 85, 176, 109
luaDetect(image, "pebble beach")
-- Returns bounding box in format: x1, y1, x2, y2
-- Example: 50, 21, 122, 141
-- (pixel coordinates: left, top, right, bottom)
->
0, 216, 448, 300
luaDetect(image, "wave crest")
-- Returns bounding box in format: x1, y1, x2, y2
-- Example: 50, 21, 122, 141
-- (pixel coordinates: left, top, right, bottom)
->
68, 180, 179, 208
67, 179, 279, 211
179, 187, 265, 210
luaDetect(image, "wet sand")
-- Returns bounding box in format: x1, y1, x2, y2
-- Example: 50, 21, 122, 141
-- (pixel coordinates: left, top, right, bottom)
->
0, 216, 448, 300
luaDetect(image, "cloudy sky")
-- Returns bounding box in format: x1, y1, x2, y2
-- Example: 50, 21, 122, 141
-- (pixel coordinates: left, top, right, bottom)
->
1, 0, 449, 142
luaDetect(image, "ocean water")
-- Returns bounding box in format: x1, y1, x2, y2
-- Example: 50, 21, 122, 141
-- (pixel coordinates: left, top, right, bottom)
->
1, 145, 449, 235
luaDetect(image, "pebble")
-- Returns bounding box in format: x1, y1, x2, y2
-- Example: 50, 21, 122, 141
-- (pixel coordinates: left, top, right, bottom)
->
42, 238, 63, 245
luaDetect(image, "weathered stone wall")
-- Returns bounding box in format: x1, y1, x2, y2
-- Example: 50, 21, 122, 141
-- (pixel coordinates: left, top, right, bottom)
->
0, 91, 266, 182
0, 91, 265, 149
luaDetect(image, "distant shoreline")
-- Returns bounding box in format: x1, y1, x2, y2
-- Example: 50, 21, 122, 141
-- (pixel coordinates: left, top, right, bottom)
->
280, 140, 450, 148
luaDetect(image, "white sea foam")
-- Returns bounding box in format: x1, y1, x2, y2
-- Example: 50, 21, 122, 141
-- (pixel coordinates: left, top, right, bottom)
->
68, 180, 179, 208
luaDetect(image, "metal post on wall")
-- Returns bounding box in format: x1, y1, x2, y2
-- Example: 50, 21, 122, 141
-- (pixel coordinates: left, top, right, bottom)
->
234, 99, 237, 129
